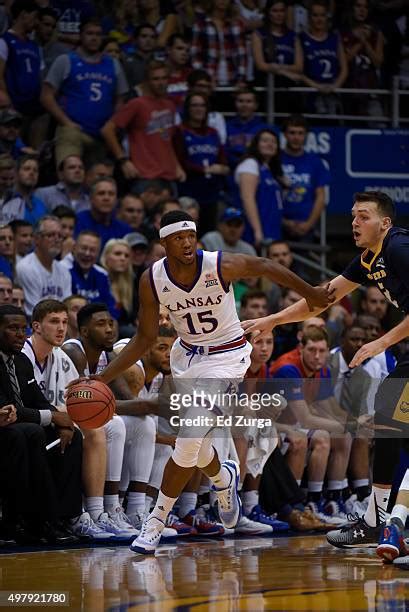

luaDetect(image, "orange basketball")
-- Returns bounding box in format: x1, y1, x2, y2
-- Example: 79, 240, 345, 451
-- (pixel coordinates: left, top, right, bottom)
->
66, 380, 115, 429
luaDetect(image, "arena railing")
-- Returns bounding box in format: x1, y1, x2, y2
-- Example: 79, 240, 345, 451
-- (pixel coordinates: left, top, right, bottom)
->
214, 75, 407, 125
214, 77, 407, 279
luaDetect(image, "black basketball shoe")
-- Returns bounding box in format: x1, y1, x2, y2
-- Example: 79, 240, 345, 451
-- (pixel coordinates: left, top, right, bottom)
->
327, 514, 382, 549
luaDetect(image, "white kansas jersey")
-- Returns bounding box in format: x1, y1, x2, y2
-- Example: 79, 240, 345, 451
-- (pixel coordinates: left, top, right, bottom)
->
150, 250, 242, 346
114, 338, 163, 400
62, 338, 108, 375
22, 339, 79, 406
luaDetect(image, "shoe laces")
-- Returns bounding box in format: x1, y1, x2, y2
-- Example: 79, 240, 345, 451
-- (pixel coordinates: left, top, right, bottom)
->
140, 518, 163, 543
217, 485, 233, 511
98, 513, 118, 529
337, 513, 365, 532
346, 512, 362, 523
112, 508, 133, 527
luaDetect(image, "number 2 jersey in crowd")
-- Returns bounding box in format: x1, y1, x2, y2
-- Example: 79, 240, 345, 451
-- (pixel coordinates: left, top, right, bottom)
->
342, 227, 409, 314
149, 250, 243, 346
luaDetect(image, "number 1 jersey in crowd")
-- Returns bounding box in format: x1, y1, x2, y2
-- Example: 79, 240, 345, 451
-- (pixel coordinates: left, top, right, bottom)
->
149, 250, 243, 345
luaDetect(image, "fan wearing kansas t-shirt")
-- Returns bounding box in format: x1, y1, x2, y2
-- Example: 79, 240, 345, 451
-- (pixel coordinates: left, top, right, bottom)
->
299, 0, 347, 113
0, 0, 42, 117
41, 17, 128, 167
70, 209, 332, 555
243, 191, 409, 551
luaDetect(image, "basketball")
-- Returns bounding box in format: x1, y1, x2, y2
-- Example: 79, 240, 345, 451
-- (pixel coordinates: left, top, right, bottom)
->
66, 379, 115, 429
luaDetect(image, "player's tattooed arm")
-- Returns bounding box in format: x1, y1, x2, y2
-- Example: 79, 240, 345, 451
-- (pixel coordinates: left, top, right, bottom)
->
99, 271, 159, 385
61, 343, 88, 377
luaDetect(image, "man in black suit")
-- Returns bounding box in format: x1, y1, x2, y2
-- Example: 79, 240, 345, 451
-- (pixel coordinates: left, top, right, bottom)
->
0, 304, 82, 545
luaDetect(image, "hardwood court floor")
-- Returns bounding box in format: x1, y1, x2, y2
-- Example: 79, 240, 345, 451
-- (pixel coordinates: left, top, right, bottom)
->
1, 535, 409, 611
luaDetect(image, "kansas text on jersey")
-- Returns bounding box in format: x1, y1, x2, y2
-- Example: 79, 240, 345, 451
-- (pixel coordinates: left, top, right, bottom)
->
149, 250, 243, 346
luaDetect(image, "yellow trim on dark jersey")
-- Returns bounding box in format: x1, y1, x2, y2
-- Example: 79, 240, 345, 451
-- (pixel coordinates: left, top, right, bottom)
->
360, 236, 384, 272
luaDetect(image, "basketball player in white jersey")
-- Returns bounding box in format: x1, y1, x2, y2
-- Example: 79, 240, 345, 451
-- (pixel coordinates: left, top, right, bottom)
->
22, 299, 118, 540
115, 327, 223, 537
71, 210, 332, 554
62, 303, 177, 540
113, 326, 177, 529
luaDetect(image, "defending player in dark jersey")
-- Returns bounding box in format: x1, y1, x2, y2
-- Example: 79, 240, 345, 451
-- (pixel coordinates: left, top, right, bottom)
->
243, 191, 409, 549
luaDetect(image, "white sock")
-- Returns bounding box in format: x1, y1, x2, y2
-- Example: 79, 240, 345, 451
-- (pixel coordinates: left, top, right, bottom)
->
86, 496, 104, 521
352, 479, 369, 489
208, 465, 231, 489
308, 481, 323, 493
150, 491, 178, 522
243, 490, 259, 515
127, 492, 146, 517
391, 504, 408, 526
104, 494, 120, 513
364, 486, 390, 527
145, 495, 154, 513
178, 492, 198, 518
327, 480, 344, 491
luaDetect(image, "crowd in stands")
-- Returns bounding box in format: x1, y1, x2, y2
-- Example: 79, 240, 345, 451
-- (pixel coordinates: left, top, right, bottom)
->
0, 0, 407, 546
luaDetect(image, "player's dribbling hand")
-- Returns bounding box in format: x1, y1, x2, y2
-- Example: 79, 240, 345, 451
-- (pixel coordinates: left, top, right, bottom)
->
241, 316, 276, 340
305, 283, 336, 311
349, 338, 386, 368
65, 374, 103, 393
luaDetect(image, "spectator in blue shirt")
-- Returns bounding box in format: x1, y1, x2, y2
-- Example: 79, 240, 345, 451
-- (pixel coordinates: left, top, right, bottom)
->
63, 229, 117, 318
75, 177, 132, 250
226, 87, 270, 171
0, 0, 42, 118
0, 155, 47, 225
41, 17, 129, 167
281, 114, 329, 241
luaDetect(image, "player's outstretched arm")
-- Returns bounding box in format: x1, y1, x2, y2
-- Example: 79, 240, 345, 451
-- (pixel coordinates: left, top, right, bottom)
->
99, 271, 159, 385
222, 252, 341, 308
350, 314, 409, 368
239, 271, 359, 337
